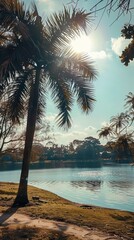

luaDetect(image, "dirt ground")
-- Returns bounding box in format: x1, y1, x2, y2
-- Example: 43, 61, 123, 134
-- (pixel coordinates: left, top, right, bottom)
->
0, 212, 125, 240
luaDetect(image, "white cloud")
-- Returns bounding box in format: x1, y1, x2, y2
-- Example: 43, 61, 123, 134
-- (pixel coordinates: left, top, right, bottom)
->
45, 113, 57, 122
101, 121, 110, 127
90, 50, 112, 60
111, 37, 131, 56
53, 125, 97, 145
84, 126, 96, 131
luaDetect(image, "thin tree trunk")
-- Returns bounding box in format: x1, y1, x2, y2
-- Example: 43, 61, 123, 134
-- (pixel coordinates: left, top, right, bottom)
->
13, 67, 41, 207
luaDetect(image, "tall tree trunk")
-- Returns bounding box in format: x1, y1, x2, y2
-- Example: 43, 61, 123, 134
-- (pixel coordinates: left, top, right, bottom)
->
13, 67, 41, 207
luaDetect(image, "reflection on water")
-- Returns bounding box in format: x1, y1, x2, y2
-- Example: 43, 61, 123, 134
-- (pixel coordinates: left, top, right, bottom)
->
71, 180, 102, 192
0, 160, 102, 171
0, 164, 134, 212
108, 180, 134, 189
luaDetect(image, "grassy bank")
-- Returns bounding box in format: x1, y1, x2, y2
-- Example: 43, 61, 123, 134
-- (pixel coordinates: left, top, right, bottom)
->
0, 182, 134, 239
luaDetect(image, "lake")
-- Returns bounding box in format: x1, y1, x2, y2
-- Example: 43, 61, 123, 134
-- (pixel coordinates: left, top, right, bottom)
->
0, 164, 134, 212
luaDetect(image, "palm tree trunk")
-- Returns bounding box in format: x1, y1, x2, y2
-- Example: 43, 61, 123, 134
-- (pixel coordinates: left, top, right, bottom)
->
13, 67, 41, 207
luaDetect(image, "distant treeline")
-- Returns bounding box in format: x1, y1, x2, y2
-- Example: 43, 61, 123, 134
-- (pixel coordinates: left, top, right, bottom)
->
0, 136, 133, 165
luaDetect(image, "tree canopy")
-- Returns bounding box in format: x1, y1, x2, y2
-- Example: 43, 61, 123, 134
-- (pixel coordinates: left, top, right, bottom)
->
0, 0, 97, 206
98, 92, 134, 162
120, 24, 134, 65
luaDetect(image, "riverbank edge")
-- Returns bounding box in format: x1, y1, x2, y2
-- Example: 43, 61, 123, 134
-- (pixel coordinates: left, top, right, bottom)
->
0, 182, 134, 239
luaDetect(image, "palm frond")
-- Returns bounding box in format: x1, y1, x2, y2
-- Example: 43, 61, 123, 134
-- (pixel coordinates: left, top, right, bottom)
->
0, 0, 42, 43
68, 54, 97, 79
45, 52, 96, 115
36, 71, 47, 124
129, 110, 134, 125
0, 38, 36, 87
45, 7, 91, 46
8, 70, 32, 123
0, 45, 17, 87
0, 0, 27, 30
110, 113, 129, 132
53, 37, 98, 79
73, 78, 95, 113
49, 74, 73, 129
62, 59, 96, 112
61, 69, 95, 113
98, 126, 114, 139
125, 92, 134, 110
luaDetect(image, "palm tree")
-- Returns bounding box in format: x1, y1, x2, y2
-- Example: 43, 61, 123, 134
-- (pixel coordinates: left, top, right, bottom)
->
125, 92, 134, 110
98, 125, 114, 139
125, 92, 134, 125
0, 0, 97, 206
97, 125, 115, 156
114, 133, 134, 162
110, 113, 129, 135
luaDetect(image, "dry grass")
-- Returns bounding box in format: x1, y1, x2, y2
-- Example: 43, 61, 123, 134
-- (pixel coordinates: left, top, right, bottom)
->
0, 182, 134, 240
0, 226, 79, 240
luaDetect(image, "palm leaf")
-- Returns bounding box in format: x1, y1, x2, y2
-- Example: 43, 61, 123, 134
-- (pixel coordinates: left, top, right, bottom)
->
0, 36, 37, 88
110, 113, 129, 133
53, 33, 98, 79
98, 126, 114, 139
45, 7, 91, 50
8, 70, 32, 123
48, 73, 73, 129
125, 92, 134, 110
59, 68, 95, 112
0, 0, 27, 32
73, 77, 95, 113
45, 50, 96, 115
36, 71, 47, 124
0, 42, 34, 101
0, 0, 42, 43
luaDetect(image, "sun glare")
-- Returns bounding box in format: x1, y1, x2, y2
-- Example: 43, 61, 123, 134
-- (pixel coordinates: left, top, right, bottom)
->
70, 35, 92, 54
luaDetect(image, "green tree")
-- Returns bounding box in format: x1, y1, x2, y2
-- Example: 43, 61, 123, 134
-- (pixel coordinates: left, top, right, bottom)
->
0, 97, 24, 153
75, 136, 101, 160
98, 93, 134, 162
0, 0, 97, 206
110, 113, 129, 135
120, 24, 134, 66
125, 92, 134, 125
125, 92, 134, 110
114, 133, 133, 161
97, 125, 114, 139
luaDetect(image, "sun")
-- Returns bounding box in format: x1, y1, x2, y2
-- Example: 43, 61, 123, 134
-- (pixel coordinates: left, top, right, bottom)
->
70, 34, 92, 54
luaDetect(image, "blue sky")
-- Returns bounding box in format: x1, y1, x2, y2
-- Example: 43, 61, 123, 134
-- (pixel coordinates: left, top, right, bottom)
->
24, 0, 134, 145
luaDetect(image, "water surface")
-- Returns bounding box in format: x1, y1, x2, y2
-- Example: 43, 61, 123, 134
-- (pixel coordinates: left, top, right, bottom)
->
0, 164, 134, 212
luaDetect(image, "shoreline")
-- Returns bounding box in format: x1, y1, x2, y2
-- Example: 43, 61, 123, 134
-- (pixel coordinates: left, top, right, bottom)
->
1, 181, 133, 213
0, 182, 134, 239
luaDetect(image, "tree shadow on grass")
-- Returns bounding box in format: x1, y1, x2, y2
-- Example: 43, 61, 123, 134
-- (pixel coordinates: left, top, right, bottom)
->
0, 207, 18, 226
1, 227, 76, 240
1, 226, 39, 240
110, 213, 133, 221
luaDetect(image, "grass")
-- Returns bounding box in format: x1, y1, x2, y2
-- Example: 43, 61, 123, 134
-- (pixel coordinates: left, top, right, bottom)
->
0, 182, 134, 239
0, 226, 79, 240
